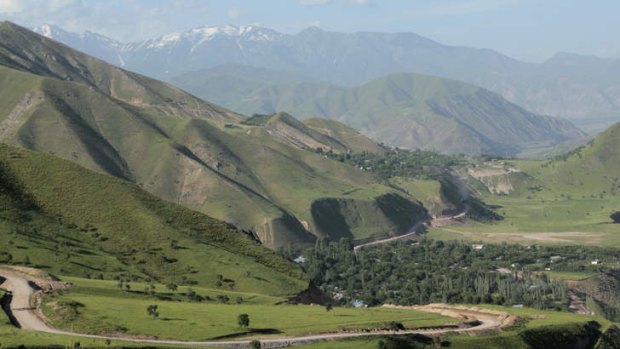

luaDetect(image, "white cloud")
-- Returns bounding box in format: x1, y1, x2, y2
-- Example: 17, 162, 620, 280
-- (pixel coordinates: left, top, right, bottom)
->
347, 0, 371, 5
228, 6, 241, 19
298, 0, 372, 6
0, 0, 26, 13
298, 0, 331, 5
414, 0, 514, 18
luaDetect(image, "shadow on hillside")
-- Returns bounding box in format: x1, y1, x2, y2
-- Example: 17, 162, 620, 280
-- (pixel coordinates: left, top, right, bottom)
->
210, 328, 283, 340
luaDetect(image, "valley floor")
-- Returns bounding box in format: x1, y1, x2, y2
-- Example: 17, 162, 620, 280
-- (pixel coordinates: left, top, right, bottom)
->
1, 267, 615, 348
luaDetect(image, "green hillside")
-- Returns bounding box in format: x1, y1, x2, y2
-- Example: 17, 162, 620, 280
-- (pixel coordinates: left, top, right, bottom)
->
0, 22, 424, 248
303, 118, 386, 154
540, 122, 620, 191
241, 112, 384, 154
0, 144, 305, 295
429, 122, 620, 247
172, 64, 586, 156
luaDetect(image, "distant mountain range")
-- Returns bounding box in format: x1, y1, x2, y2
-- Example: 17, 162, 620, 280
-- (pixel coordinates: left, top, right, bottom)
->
34, 24, 620, 132
0, 21, 426, 248
173, 65, 586, 156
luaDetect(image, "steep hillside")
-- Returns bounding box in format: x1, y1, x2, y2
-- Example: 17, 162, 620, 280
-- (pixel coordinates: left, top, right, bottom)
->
0, 22, 424, 247
540, 122, 620, 192
241, 112, 384, 154
36, 24, 620, 131
176, 67, 586, 155
245, 112, 349, 153
570, 271, 620, 322
303, 118, 386, 154
0, 144, 305, 295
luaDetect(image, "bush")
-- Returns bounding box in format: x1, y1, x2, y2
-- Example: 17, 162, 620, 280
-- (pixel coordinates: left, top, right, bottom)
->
386, 321, 405, 331
611, 211, 620, 223
237, 313, 250, 328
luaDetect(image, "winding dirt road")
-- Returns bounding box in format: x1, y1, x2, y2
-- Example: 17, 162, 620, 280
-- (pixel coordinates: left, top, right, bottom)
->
0, 270, 507, 348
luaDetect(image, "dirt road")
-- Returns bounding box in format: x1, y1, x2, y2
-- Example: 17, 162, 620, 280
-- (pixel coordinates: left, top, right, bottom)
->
353, 210, 467, 252
0, 270, 507, 348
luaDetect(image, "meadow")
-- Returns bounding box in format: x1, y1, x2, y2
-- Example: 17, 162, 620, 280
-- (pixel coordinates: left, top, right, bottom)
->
40, 276, 452, 342
429, 157, 620, 248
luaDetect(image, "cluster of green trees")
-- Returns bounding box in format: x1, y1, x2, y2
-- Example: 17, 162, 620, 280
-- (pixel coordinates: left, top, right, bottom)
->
305, 238, 620, 309
316, 148, 466, 180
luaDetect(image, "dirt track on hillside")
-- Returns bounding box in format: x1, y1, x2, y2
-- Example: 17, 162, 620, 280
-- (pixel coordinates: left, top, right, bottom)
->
0, 268, 508, 348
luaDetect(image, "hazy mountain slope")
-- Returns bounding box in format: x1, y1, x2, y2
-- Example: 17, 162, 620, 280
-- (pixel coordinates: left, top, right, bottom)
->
35, 24, 620, 131
171, 64, 338, 117
540, 122, 620, 192
0, 22, 424, 247
0, 143, 305, 295
175, 66, 585, 155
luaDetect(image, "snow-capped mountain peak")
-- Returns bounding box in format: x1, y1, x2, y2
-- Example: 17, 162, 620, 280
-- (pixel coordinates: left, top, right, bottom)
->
143, 25, 281, 50
33, 24, 66, 39
37, 24, 53, 38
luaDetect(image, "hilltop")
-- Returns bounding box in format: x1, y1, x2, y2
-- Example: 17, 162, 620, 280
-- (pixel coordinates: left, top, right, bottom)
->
241, 112, 384, 154
541, 122, 620, 190
0, 22, 424, 248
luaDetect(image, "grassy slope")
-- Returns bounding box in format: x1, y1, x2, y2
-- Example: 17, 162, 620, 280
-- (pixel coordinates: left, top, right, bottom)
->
303, 117, 385, 154
247, 112, 350, 154
295, 305, 614, 349
39, 277, 451, 341
0, 22, 425, 248
0, 144, 305, 295
388, 177, 453, 216
429, 123, 620, 247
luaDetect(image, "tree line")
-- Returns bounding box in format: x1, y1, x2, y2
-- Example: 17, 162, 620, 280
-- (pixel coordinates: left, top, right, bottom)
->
304, 238, 620, 310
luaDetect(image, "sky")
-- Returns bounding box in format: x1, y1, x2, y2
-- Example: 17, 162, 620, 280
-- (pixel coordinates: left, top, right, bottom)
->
0, 0, 618, 62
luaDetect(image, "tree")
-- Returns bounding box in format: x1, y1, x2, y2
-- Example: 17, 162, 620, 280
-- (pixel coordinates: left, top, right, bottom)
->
249, 340, 261, 349
387, 321, 404, 331
237, 313, 250, 328
187, 287, 197, 302
146, 304, 159, 319
611, 211, 620, 223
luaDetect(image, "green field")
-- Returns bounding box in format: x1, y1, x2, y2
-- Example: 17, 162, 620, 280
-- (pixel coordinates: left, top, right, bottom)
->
429, 142, 620, 247
296, 304, 615, 349
40, 277, 452, 341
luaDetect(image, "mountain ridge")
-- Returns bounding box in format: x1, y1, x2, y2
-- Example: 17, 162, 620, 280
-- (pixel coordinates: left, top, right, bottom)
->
1, 22, 424, 248
31, 22, 620, 131
173, 65, 587, 156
